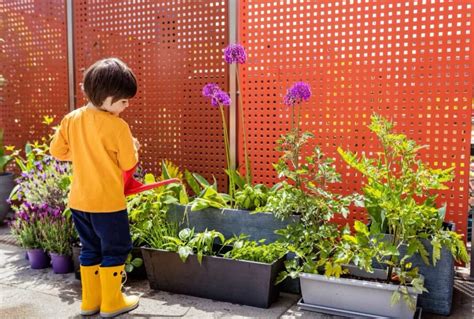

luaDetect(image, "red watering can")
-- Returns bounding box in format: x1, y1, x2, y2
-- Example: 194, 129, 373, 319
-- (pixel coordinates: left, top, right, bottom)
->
123, 165, 180, 196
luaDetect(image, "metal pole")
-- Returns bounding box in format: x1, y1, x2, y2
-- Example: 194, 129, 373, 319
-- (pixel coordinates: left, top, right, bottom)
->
228, 0, 237, 170
66, 0, 75, 111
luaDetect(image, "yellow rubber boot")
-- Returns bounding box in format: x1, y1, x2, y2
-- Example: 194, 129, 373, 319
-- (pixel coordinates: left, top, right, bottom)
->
99, 265, 139, 318
79, 264, 101, 315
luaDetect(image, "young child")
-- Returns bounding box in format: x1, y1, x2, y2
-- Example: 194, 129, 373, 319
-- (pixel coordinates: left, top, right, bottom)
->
50, 58, 140, 317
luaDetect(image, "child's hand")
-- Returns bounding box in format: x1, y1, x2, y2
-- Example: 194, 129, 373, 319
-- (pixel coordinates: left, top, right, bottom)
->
133, 137, 141, 151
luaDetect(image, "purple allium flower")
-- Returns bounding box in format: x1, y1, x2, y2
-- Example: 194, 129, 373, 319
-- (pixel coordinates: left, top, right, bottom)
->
283, 82, 312, 106
224, 44, 247, 64
202, 83, 220, 97
202, 84, 231, 107
211, 90, 231, 107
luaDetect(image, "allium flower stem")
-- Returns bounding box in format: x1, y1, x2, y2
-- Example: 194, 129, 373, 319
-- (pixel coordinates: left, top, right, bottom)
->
219, 105, 235, 202
236, 67, 251, 185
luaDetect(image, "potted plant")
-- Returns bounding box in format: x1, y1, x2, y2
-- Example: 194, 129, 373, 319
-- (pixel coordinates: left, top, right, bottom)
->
334, 114, 469, 316
10, 202, 50, 269
293, 114, 469, 318
40, 207, 76, 274
0, 128, 15, 223
8, 116, 72, 270
141, 225, 287, 308
168, 44, 301, 246
127, 160, 186, 280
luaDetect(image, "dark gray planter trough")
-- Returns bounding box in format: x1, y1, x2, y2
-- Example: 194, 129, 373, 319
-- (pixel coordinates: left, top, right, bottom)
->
378, 235, 456, 315
167, 204, 300, 242
409, 243, 454, 315
166, 204, 301, 293
141, 247, 285, 308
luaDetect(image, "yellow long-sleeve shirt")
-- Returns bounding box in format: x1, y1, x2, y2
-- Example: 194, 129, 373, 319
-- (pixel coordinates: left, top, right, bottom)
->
50, 105, 138, 212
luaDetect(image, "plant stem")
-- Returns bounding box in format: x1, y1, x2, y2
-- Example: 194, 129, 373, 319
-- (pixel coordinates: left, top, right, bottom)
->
296, 104, 303, 188
236, 67, 251, 185
386, 226, 398, 283
219, 105, 235, 205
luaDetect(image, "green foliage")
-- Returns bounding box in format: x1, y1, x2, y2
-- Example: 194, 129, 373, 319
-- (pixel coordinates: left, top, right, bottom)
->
163, 228, 224, 264
159, 228, 287, 265
261, 96, 362, 287
184, 172, 231, 211
127, 177, 184, 246
0, 129, 13, 174
39, 208, 77, 256
235, 184, 270, 211
223, 237, 287, 264
10, 218, 43, 250
337, 114, 469, 310
124, 253, 143, 273
9, 116, 71, 210
127, 159, 188, 246
263, 128, 362, 224
275, 222, 347, 284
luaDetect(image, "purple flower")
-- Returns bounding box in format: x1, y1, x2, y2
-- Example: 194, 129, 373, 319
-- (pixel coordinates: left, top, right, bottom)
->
211, 90, 231, 107
18, 211, 29, 222
202, 83, 220, 97
224, 44, 247, 64
202, 84, 231, 107
283, 82, 312, 106
34, 161, 43, 171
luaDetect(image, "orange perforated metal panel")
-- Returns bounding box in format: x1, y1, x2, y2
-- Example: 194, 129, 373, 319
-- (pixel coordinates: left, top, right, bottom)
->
0, 0, 69, 148
74, 1, 229, 189
239, 0, 472, 237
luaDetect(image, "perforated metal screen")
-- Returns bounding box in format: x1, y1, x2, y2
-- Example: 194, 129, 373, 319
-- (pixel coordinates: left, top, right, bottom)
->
74, 1, 229, 189
239, 0, 472, 236
0, 0, 69, 149
1, 1, 472, 237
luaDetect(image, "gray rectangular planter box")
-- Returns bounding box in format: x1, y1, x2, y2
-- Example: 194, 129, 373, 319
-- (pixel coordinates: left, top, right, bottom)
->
167, 204, 299, 242
141, 247, 285, 308
299, 266, 422, 319
407, 242, 454, 315
380, 236, 455, 315
166, 204, 301, 294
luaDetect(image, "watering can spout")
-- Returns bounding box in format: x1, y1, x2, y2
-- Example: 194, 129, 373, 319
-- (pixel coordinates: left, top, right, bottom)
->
123, 164, 180, 196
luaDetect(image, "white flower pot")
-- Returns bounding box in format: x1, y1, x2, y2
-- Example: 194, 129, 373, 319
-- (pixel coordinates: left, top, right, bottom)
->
299, 266, 422, 318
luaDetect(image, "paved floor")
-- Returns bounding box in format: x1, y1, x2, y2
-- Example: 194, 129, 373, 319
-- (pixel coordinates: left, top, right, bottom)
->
0, 223, 472, 319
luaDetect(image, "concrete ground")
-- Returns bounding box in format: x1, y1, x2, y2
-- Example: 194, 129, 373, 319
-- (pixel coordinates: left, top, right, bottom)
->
0, 224, 472, 319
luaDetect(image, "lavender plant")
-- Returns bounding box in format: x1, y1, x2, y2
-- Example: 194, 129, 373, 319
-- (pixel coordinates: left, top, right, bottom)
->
39, 207, 76, 256
10, 202, 51, 249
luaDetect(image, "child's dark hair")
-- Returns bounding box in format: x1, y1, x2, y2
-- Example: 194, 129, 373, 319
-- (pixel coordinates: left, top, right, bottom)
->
83, 58, 137, 107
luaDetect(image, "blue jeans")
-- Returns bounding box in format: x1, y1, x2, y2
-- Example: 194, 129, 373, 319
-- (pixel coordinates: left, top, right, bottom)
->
71, 208, 132, 267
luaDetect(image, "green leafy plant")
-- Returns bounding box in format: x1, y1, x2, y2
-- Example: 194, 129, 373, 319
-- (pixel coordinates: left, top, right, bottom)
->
184, 171, 231, 211
163, 228, 225, 264
0, 129, 13, 174
337, 114, 469, 310
223, 237, 287, 264
127, 159, 187, 246
159, 228, 287, 265
9, 116, 71, 210
40, 208, 77, 256
234, 183, 272, 211
261, 82, 362, 286
124, 253, 143, 273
